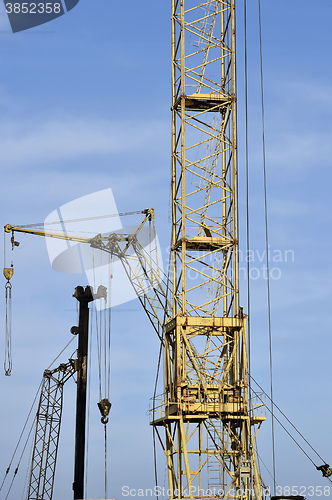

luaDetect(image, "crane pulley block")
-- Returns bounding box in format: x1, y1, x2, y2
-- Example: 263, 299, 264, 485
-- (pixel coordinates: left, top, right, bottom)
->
317, 463, 332, 477
3, 267, 13, 281
97, 398, 111, 424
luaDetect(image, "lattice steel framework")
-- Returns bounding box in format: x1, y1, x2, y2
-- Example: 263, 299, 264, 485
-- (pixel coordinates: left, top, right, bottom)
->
27, 361, 76, 500
150, 2, 266, 499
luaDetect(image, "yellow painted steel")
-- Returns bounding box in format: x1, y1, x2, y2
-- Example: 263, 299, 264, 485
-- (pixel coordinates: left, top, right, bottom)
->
4, 209, 172, 341
150, 2, 266, 498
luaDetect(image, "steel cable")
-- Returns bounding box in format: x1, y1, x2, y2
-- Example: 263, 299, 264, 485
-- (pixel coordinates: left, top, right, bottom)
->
16, 210, 144, 229
4, 282, 12, 376
104, 423, 108, 500
0, 335, 76, 494
85, 304, 93, 498
257, 0, 276, 492
4, 415, 36, 500
152, 239, 172, 500
250, 374, 328, 465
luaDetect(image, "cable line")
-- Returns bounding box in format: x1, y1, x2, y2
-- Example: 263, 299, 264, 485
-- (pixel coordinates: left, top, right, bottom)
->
257, 0, 276, 492
104, 423, 108, 500
4, 415, 36, 500
152, 239, 172, 499
250, 374, 328, 466
0, 335, 76, 494
251, 386, 325, 473
21, 433, 34, 500
3, 231, 13, 376
244, 0, 251, 401
85, 304, 94, 498
16, 210, 145, 230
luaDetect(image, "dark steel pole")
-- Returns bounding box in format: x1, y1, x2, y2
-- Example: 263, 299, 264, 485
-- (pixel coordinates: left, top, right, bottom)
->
72, 286, 94, 500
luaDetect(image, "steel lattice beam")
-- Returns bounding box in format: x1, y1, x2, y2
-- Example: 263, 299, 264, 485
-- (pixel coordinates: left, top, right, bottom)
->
27, 361, 76, 500
150, 2, 266, 499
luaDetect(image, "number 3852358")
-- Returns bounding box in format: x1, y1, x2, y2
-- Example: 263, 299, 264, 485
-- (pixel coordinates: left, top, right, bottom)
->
5, 3, 61, 14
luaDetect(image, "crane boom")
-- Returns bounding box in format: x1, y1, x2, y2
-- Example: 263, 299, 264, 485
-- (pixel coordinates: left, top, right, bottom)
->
4, 208, 172, 340
27, 360, 76, 500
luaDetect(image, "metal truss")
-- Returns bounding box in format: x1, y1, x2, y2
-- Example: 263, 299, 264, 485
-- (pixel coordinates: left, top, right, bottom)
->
27, 360, 76, 500
150, 2, 266, 499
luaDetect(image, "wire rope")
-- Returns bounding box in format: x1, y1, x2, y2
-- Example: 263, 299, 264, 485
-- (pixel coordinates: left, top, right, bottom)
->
4, 415, 36, 500
103, 254, 112, 498
4, 281, 12, 376
251, 385, 321, 470
85, 303, 93, 499
3, 231, 13, 376
15, 210, 145, 229
21, 427, 35, 500
243, 0, 252, 415
0, 335, 76, 493
255, 444, 279, 487
107, 255, 112, 401
250, 374, 328, 466
257, 0, 276, 492
152, 238, 172, 500
104, 423, 108, 500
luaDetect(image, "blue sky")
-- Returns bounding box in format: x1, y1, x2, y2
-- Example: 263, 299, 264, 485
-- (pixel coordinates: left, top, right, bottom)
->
0, 1, 332, 499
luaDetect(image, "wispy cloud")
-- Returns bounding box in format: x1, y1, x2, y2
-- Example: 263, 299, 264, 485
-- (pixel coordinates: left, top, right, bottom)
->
0, 117, 168, 168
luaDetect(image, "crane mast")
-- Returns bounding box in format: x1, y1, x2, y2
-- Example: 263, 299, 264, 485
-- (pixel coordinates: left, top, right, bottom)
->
150, 1, 266, 498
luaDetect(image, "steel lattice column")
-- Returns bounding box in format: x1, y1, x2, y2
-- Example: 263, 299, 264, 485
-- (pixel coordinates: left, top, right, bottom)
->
151, 2, 266, 499
27, 361, 75, 500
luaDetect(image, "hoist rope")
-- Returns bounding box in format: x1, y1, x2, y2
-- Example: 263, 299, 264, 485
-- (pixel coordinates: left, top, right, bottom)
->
93, 252, 103, 401
4, 231, 13, 376
85, 304, 93, 498
104, 423, 108, 500
104, 305, 107, 399
257, 0, 276, 492
103, 255, 112, 499
91, 250, 111, 496
107, 254, 112, 401
4, 282, 12, 376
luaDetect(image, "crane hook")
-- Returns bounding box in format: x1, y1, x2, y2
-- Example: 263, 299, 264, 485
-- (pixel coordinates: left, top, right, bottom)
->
97, 398, 112, 425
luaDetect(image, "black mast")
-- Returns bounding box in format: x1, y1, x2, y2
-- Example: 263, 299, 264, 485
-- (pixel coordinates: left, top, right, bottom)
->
72, 286, 94, 500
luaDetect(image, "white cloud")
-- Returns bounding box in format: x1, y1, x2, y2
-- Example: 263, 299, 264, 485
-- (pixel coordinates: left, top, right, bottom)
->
0, 116, 168, 168
266, 130, 332, 170
269, 198, 310, 217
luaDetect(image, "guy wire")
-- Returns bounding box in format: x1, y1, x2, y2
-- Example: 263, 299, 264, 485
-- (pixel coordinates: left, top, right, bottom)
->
153, 238, 172, 499
244, 0, 251, 402
0, 333, 77, 493
258, 0, 276, 492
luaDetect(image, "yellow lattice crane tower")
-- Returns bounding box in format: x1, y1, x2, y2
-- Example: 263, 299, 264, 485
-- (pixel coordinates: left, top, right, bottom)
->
150, 2, 267, 498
